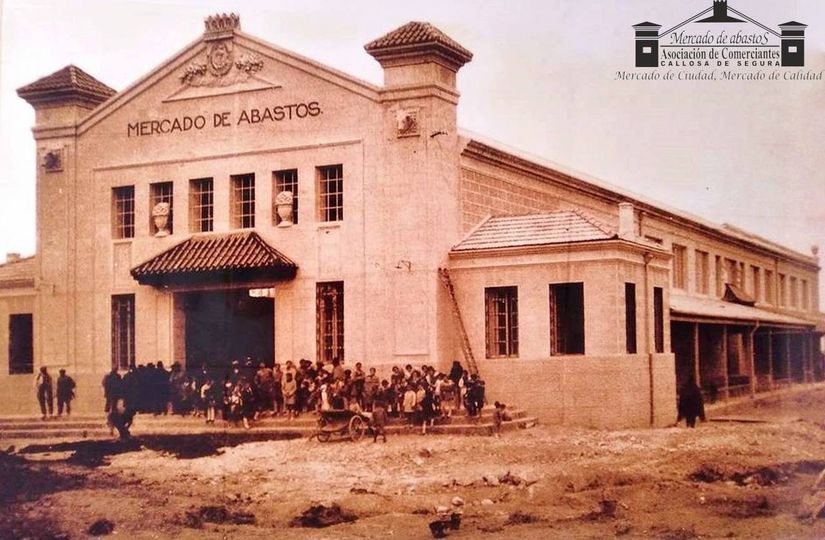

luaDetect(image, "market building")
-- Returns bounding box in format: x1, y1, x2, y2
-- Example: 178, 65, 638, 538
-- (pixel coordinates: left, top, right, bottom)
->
1, 15, 822, 426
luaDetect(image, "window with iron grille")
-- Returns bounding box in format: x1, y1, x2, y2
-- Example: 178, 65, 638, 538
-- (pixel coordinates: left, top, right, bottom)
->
625, 283, 637, 354
654, 287, 664, 353
150, 181, 173, 235
549, 282, 585, 355
231, 173, 255, 229
273, 169, 298, 225
112, 186, 135, 239
695, 250, 709, 294
318, 164, 343, 222
801, 280, 809, 311
484, 286, 518, 358
189, 178, 214, 233
672, 244, 687, 290
751, 265, 761, 302
765, 269, 775, 304
316, 282, 344, 364
111, 294, 135, 370
9, 314, 33, 374
789, 276, 798, 308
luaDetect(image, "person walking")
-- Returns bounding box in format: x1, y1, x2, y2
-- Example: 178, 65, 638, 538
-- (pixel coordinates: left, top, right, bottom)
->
677, 379, 706, 428
35, 366, 54, 420
102, 367, 121, 413
56, 369, 76, 417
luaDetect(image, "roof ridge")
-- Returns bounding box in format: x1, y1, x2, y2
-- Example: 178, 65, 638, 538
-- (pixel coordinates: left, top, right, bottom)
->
570, 209, 616, 237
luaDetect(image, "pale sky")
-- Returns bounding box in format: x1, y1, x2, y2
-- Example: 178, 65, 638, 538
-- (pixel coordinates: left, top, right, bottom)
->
1, 0, 824, 299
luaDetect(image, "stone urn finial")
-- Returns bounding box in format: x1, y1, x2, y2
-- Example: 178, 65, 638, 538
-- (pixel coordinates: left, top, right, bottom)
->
275, 191, 294, 227
152, 202, 171, 237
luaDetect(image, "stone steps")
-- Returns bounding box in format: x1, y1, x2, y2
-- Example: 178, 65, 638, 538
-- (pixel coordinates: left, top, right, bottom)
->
0, 407, 537, 442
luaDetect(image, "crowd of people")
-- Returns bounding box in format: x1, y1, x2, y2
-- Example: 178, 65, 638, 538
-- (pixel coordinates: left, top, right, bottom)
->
100, 358, 490, 433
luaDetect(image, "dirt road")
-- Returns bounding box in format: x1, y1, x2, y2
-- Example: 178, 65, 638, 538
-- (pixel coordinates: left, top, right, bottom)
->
2, 387, 825, 539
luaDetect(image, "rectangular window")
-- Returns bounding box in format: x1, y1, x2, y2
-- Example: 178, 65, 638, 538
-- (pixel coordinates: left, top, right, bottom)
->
8, 314, 33, 374
695, 250, 709, 294
653, 287, 664, 353
273, 169, 299, 225
725, 258, 739, 287
549, 282, 585, 355
789, 277, 798, 308
484, 286, 519, 358
231, 173, 255, 229
149, 181, 173, 235
112, 185, 135, 239
625, 283, 637, 354
111, 294, 135, 371
750, 265, 761, 302
715, 256, 723, 297
801, 279, 809, 311
779, 273, 787, 306
765, 269, 775, 304
672, 244, 687, 290
189, 178, 214, 233
316, 282, 344, 364
318, 164, 343, 222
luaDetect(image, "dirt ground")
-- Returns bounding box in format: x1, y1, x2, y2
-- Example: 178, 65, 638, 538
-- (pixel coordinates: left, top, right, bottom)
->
2, 388, 825, 539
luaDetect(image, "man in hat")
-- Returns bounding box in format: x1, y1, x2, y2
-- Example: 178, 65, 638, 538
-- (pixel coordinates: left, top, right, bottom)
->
35, 366, 54, 420
56, 369, 76, 417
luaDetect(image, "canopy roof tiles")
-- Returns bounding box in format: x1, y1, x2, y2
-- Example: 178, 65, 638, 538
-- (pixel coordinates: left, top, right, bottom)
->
131, 231, 297, 287
452, 211, 615, 252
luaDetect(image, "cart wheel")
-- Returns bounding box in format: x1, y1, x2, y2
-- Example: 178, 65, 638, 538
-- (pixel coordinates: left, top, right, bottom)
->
349, 415, 365, 442
317, 430, 331, 442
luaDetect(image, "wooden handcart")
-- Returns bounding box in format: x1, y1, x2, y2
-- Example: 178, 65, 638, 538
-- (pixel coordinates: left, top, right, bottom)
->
313, 409, 370, 442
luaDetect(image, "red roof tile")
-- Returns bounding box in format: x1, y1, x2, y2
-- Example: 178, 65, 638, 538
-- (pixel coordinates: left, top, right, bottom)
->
17, 65, 116, 106
131, 232, 297, 287
452, 211, 615, 252
0, 256, 36, 289
365, 21, 472, 65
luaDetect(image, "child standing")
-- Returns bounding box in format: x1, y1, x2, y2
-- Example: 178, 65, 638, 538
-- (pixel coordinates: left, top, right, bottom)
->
282, 372, 297, 420
402, 384, 417, 426
372, 398, 388, 443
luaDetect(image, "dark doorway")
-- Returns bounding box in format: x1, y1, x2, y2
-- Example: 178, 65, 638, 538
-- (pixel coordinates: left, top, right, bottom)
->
183, 289, 273, 369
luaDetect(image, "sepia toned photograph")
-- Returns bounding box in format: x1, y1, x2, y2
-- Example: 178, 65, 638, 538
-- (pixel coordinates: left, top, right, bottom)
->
0, 1, 823, 538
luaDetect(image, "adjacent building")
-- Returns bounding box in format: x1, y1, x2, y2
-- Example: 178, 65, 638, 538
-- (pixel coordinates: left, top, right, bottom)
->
1, 15, 821, 426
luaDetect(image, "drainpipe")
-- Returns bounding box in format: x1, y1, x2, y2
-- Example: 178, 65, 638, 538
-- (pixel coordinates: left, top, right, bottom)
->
749, 320, 760, 397
644, 251, 654, 426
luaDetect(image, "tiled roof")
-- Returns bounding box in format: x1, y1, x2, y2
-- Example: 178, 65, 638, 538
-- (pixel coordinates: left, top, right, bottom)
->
365, 21, 473, 63
0, 256, 35, 289
17, 65, 116, 105
131, 231, 297, 286
459, 131, 819, 267
452, 211, 615, 252
670, 294, 813, 327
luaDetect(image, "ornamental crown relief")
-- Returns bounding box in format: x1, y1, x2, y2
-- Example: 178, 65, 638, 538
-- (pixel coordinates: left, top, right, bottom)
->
179, 14, 264, 88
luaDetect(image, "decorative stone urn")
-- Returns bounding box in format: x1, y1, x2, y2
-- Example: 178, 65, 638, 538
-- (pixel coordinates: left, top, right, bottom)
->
152, 202, 171, 237
275, 191, 294, 227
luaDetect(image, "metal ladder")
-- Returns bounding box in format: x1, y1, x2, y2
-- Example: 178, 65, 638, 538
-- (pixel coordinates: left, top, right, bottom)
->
438, 267, 478, 376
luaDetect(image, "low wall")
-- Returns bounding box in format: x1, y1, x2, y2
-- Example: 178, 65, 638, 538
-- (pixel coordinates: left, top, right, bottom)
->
0, 373, 106, 416
477, 353, 677, 429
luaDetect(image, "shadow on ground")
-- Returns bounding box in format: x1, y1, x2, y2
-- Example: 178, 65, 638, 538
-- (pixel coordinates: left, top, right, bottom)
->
18, 431, 303, 467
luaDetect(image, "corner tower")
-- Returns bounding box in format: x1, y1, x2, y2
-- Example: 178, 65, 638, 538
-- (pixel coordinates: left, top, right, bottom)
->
364, 22, 473, 368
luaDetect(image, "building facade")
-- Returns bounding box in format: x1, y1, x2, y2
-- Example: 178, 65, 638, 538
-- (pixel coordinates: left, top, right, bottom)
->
1, 15, 821, 426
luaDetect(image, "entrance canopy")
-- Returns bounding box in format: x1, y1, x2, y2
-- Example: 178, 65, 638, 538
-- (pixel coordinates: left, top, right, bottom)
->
131, 231, 297, 288
670, 293, 814, 328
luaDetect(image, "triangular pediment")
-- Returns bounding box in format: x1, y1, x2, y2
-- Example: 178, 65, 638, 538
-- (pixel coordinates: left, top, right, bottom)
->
78, 21, 381, 135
